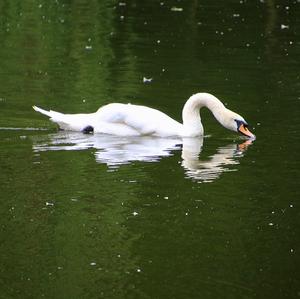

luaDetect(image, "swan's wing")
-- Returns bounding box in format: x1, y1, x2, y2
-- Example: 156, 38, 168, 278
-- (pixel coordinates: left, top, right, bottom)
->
96, 103, 182, 136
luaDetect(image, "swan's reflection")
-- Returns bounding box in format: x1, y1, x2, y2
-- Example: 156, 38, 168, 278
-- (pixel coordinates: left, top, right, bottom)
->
181, 138, 252, 182
33, 132, 252, 182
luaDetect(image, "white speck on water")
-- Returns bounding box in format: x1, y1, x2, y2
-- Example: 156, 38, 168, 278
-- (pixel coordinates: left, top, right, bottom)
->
132, 211, 139, 216
85, 45, 92, 50
185, 212, 189, 216
171, 7, 183, 12
268, 222, 274, 226
143, 77, 153, 83
290, 204, 293, 208
120, 15, 125, 20
136, 268, 142, 272
164, 196, 168, 199
90, 262, 97, 266
233, 13, 240, 17
119, 2, 126, 6
46, 202, 54, 206
157, 40, 161, 44
57, 266, 63, 270
281, 24, 289, 29
290, 249, 294, 253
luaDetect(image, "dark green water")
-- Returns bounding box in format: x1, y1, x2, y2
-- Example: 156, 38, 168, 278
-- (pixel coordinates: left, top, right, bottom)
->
0, 1, 299, 298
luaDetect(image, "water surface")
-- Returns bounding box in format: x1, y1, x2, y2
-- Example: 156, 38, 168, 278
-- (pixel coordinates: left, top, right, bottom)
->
0, 1, 299, 298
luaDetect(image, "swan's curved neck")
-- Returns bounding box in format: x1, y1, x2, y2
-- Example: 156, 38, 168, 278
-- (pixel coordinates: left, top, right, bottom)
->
182, 93, 226, 135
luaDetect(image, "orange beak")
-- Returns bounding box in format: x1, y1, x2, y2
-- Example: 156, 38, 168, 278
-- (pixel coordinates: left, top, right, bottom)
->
238, 124, 255, 139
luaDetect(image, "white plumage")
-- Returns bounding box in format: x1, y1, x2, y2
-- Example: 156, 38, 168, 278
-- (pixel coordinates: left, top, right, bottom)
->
33, 92, 255, 138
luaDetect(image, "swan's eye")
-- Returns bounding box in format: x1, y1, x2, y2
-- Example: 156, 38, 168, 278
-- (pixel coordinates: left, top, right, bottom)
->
234, 119, 242, 127
235, 119, 248, 128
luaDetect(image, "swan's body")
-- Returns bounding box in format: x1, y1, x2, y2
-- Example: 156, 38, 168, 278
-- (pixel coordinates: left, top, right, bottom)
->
33, 93, 255, 138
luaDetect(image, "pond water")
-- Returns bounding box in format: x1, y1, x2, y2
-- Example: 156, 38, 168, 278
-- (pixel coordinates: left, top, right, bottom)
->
0, 1, 299, 298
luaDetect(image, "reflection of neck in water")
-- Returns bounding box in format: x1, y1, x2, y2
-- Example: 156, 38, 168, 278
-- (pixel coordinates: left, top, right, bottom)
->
32, 132, 252, 182
181, 138, 252, 182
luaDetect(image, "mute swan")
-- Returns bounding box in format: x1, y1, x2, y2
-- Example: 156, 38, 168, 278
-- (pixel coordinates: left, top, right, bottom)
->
33, 92, 255, 138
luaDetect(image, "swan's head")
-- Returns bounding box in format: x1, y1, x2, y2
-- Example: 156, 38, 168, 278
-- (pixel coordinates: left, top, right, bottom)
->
221, 110, 255, 139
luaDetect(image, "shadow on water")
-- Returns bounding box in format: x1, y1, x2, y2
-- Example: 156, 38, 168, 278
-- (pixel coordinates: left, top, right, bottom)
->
32, 132, 253, 183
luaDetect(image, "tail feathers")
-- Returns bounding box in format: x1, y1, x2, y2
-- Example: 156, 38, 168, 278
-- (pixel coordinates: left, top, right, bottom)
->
33, 105, 64, 120
33, 105, 91, 131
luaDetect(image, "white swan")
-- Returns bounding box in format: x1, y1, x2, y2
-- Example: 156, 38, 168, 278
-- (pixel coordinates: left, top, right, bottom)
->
33, 92, 255, 138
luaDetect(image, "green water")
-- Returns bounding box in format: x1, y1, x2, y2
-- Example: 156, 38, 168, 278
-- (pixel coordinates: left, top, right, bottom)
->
0, 1, 299, 298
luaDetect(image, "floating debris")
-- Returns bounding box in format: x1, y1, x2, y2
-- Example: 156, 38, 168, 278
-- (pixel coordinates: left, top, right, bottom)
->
143, 77, 153, 83
171, 7, 183, 12
280, 24, 289, 29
